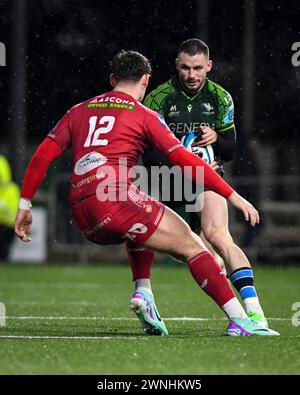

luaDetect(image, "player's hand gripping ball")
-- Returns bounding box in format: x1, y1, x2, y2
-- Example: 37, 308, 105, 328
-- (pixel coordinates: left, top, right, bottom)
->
182, 131, 214, 164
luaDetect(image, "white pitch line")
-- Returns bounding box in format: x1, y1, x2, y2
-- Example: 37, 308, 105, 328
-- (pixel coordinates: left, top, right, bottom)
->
7, 316, 135, 320
7, 301, 99, 306
0, 283, 102, 288
0, 335, 148, 340
5, 316, 291, 321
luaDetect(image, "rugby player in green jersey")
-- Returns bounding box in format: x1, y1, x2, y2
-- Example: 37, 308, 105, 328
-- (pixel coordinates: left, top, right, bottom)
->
128, 39, 268, 335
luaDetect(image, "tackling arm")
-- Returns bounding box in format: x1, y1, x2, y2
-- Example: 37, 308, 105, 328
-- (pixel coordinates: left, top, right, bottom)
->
20, 137, 63, 201
168, 146, 233, 198
144, 110, 259, 226
168, 147, 259, 226
15, 137, 63, 242
145, 110, 234, 199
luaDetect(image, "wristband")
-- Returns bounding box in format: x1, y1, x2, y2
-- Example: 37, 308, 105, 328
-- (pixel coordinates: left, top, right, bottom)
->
19, 198, 32, 210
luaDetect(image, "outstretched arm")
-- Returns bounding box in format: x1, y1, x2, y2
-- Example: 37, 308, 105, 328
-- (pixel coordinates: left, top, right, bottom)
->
15, 137, 63, 242
168, 146, 233, 199
144, 109, 259, 226
168, 146, 259, 226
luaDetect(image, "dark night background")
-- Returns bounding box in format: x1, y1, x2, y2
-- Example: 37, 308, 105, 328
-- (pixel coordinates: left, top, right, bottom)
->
1, 0, 300, 145
1, 0, 300, 195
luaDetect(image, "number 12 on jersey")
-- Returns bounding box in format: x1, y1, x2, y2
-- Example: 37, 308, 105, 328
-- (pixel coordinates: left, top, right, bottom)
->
84, 115, 115, 147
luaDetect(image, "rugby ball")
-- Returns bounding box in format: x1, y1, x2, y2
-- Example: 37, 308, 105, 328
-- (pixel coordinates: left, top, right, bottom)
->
182, 131, 214, 164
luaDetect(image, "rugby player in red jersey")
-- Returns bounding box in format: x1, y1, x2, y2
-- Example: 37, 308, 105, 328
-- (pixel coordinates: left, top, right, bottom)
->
14, 50, 279, 336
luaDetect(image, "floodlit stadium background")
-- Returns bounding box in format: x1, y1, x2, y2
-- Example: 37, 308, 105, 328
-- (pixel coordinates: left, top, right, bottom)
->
1, 0, 300, 264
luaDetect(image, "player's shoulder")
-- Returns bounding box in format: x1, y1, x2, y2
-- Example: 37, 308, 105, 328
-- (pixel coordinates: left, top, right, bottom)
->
68, 92, 112, 110
206, 78, 233, 107
146, 79, 175, 98
137, 101, 160, 118
144, 79, 175, 109
137, 102, 170, 131
67, 95, 97, 115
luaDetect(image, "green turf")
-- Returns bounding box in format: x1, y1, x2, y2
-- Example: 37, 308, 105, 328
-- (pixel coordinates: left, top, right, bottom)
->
0, 264, 299, 374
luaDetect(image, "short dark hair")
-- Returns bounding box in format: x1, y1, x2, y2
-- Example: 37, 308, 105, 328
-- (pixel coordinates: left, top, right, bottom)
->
111, 50, 152, 83
177, 38, 209, 58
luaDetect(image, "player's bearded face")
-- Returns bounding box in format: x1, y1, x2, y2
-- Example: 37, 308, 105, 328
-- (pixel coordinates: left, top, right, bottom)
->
176, 52, 212, 94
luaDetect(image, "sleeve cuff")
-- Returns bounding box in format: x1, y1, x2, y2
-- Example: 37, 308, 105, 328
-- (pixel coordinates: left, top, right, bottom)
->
19, 198, 32, 210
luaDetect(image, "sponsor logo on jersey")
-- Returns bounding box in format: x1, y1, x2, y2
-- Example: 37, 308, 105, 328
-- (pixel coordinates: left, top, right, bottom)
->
224, 106, 234, 124
168, 122, 216, 135
203, 103, 214, 112
87, 96, 135, 110
223, 95, 232, 106
187, 104, 193, 113
72, 171, 106, 189
87, 103, 135, 110
128, 188, 147, 208
144, 204, 153, 214
128, 223, 148, 234
168, 104, 180, 117
90, 96, 135, 105
74, 152, 107, 175
202, 103, 214, 114
85, 214, 113, 236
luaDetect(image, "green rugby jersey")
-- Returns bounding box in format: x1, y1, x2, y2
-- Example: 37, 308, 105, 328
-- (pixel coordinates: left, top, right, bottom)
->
144, 77, 235, 162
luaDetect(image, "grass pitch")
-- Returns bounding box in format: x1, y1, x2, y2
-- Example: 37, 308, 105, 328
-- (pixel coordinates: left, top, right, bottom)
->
0, 263, 299, 374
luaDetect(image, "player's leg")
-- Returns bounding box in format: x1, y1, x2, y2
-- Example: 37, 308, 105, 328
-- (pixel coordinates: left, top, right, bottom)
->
199, 230, 225, 272
127, 204, 187, 329
72, 194, 278, 336
127, 203, 191, 301
129, 205, 243, 336
200, 190, 267, 326
143, 206, 278, 336
127, 242, 154, 295
126, 242, 164, 334
145, 206, 244, 315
